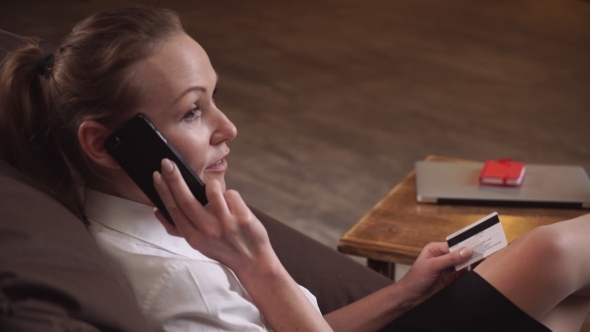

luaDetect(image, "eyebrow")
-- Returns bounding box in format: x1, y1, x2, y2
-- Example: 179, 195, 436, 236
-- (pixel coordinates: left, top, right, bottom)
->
172, 73, 219, 105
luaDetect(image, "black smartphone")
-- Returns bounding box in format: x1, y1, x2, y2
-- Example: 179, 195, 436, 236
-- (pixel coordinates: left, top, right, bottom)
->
104, 113, 208, 224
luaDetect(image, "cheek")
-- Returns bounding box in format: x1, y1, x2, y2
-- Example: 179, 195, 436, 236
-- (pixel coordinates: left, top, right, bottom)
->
170, 133, 227, 190
168, 132, 210, 172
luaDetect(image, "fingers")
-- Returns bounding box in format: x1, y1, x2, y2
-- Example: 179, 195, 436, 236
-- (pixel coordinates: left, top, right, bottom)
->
153, 159, 247, 243
152, 161, 203, 242
160, 159, 207, 221
224, 190, 252, 221
205, 179, 232, 222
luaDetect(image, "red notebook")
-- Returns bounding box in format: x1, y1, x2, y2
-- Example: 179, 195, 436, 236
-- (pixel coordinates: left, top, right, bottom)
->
479, 158, 526, 186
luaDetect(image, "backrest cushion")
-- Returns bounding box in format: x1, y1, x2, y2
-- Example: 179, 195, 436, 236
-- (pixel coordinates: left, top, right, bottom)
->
0, 29, 152, 331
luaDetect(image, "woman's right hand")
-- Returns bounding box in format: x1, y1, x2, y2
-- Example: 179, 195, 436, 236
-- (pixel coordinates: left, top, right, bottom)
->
152, 158, 332, 332
152, 158, 276, 277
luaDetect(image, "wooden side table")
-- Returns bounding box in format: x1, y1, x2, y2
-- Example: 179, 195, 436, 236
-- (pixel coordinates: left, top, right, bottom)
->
337, 155, 589, 279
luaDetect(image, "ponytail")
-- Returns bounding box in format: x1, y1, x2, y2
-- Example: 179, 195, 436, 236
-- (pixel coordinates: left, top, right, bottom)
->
0, 6, 184, 223
0, 44, 84, 219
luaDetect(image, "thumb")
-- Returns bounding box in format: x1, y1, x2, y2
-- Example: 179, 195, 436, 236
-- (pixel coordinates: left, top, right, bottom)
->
457, 246, 473, 260
433, 246, 473, 271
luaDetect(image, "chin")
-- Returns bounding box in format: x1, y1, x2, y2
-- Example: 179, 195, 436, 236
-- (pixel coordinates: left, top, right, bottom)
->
202, 173, 226, 190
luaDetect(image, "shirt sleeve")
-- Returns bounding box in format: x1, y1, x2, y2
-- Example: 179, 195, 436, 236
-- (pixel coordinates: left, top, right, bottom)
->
88, 221, 320, 331
143, 259, 271, 332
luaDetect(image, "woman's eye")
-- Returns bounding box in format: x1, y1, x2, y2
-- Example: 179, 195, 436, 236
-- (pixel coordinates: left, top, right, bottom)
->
183, 105, 202, 122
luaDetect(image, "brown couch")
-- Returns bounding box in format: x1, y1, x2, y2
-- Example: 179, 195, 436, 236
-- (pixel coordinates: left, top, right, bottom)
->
0, 29, 392, 331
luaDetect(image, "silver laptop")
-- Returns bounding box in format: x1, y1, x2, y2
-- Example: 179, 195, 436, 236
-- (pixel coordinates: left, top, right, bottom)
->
415, 161, 590, 209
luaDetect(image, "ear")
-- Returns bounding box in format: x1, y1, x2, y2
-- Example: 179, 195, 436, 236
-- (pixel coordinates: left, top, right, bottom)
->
78, 120, 120, 169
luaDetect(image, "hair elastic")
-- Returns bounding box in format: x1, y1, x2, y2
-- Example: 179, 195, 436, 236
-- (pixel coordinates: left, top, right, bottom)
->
36, 53, 55, 76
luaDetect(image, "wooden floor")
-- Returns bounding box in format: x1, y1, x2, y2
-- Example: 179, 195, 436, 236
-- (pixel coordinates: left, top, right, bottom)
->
2, 0, 590, 329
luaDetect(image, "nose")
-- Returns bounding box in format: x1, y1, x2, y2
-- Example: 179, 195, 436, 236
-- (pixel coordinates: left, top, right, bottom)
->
210, 109, 237, 145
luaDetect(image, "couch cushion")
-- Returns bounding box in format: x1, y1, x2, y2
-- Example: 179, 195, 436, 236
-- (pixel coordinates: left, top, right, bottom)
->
0, 159, 153, 331
252, 207, 392, 314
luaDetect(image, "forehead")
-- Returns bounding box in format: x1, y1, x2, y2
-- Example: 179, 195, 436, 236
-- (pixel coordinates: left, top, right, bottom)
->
130, 33, 216, 108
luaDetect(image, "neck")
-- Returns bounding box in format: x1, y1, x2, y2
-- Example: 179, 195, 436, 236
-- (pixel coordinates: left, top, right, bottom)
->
87, 170, 153, 207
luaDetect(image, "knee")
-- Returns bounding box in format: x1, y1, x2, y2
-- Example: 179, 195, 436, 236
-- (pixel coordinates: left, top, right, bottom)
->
520, 224, 572, 273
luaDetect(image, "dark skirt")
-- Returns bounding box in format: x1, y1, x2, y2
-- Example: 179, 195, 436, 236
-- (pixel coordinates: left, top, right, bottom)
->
382, 271, 551, 332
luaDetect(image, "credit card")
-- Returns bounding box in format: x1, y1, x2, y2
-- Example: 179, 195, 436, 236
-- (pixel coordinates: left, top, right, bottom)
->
446, 212, 507, 271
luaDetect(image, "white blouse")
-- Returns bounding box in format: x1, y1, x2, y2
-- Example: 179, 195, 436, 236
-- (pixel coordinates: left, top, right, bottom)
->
85, 190, 319, 332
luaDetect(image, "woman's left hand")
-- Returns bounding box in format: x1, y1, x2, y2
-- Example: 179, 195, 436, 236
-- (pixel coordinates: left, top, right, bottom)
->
322, 242, 473, 331
396, 242, 473, 306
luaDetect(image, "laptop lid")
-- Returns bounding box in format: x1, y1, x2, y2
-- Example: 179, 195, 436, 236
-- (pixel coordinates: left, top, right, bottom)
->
415, 161, 590, 209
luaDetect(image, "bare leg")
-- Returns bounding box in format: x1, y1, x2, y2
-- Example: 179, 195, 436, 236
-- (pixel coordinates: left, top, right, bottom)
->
474, 213, 590, 323
539, 295, 590, 332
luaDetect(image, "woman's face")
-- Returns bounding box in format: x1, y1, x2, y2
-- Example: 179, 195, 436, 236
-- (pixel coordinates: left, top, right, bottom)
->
128, 33, 237, 190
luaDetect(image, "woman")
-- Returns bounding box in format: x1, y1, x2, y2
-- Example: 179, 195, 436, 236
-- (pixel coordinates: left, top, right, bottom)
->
1, 6, 589, 332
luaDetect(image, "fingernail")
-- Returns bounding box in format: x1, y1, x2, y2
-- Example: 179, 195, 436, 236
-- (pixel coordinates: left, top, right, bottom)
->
162, 159, 174, 174
459, 246, 473, 258
153, 171, 162, 185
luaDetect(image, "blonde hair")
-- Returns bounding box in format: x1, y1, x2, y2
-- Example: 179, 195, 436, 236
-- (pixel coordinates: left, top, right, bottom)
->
0, 6, 184, 220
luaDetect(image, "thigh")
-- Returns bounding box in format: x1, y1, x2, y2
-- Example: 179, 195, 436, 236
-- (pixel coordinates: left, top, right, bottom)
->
474, 215, 590, 320
539, 294, 590, 332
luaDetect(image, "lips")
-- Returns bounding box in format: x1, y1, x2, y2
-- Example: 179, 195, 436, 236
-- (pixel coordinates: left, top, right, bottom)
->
205, 158, 228, 172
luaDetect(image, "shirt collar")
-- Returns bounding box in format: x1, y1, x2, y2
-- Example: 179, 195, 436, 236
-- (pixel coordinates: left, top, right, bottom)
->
84, 189, 208, 260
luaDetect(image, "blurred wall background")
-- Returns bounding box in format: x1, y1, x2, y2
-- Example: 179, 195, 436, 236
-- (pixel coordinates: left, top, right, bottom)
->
1, 0, 589, 258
